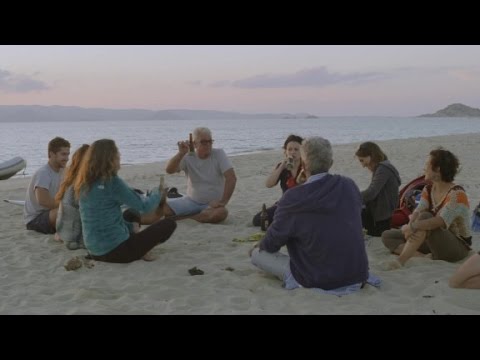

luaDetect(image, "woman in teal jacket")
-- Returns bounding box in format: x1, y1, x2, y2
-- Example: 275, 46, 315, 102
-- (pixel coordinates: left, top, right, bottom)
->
74, 139, 176, 263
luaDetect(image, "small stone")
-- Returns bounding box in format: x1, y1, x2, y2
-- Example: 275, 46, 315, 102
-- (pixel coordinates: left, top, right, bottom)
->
188, 266, 204, 276
64, 256, 83, 271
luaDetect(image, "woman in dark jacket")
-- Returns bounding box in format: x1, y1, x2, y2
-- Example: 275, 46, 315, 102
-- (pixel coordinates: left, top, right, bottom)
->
356, 142, 401, 236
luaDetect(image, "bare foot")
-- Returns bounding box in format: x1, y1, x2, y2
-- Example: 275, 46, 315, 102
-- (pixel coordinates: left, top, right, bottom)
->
132, 222, 141, 233
379, 258, 403, 271
54, 233, 63, 243
142, 252, 157, 261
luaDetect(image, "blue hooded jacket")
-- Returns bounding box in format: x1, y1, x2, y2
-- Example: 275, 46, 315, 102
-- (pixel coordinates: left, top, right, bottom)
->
260, 174, 369, 290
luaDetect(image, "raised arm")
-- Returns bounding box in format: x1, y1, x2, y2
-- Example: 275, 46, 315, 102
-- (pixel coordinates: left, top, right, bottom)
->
265, 162, 286, 188
165, 141, 189, 174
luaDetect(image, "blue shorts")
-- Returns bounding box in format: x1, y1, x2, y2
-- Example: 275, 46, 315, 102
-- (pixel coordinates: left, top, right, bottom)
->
167, 197, 209, 217
26, 210, 55, 234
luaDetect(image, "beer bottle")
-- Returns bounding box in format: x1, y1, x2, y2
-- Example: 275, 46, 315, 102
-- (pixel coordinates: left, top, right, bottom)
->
260, 203, 269, 231
159, 174, 165, 192
189, 133, 195, 154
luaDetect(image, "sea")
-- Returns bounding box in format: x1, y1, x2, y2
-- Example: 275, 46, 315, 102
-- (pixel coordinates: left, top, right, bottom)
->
2, 117, 480, 178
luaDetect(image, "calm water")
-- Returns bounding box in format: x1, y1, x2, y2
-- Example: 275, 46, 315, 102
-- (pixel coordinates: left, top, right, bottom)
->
1, 117, 479, 177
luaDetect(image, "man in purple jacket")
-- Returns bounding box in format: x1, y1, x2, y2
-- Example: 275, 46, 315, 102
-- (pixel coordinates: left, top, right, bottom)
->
249, 136, 369, 291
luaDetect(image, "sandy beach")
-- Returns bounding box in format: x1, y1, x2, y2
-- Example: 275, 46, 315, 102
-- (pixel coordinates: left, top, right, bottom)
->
1, 133, 480, 314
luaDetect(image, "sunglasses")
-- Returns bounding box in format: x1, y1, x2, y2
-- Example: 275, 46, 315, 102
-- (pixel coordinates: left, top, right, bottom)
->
197, 140, 214, 145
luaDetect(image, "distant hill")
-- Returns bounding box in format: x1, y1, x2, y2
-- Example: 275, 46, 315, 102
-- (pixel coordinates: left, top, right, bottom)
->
0, 105, 318, 122
419, 103, 480, 117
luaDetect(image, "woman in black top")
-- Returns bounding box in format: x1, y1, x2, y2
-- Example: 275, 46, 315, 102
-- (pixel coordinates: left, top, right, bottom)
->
252, 134, 303, 227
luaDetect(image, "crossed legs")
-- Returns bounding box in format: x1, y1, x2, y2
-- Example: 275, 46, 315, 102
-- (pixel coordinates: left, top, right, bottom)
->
139, 203, 228, 224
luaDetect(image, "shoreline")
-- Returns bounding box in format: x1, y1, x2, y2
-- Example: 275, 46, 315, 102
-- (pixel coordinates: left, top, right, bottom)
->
1, 132, 480, 314
7, 131, 480, 181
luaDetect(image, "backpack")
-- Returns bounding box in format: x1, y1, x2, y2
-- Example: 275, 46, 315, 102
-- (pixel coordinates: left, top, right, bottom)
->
471, 202, 480, 232
390, 175, 431, 228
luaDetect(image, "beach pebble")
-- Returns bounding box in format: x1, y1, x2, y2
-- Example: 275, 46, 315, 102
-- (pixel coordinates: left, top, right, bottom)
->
64, 256, 83, 271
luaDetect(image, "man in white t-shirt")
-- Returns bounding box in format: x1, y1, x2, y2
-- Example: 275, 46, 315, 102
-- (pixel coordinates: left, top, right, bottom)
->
135, 127, 237, 224
24, 137, 71, 234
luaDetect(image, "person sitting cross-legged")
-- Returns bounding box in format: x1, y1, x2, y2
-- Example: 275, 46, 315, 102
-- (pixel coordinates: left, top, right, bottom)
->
249, 136, 369, 292
74, 139, 176, 263
137, 127, 237, 224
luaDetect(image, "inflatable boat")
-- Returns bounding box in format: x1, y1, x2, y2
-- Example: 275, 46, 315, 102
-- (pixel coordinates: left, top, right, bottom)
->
0, 157, 27, 180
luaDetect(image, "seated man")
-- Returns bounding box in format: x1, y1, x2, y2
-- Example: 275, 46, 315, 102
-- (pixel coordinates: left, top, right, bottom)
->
24, 137, 71, 234
249, 136, 369, 291
140, 127, 236, 224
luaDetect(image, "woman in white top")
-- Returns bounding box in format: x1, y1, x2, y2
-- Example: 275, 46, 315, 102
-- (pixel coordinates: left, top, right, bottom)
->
55, 144, 90, 250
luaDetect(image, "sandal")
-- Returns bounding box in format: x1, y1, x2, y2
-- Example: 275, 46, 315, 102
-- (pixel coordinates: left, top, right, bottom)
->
167, 187, 183, 198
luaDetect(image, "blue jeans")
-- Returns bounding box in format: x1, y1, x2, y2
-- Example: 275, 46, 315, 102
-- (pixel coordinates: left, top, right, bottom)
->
251, 249, 382, 295
250, 249, 299, 289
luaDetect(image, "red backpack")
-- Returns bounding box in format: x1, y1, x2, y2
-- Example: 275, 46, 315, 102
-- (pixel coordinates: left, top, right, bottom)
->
390, 175, 431, 228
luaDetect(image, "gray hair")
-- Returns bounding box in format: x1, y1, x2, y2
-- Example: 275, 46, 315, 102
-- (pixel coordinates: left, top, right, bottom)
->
193, 127, 212, 140
301, 137, 333, 174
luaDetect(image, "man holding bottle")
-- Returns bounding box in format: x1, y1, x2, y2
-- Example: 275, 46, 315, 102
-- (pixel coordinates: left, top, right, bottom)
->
138, 127, 237, 224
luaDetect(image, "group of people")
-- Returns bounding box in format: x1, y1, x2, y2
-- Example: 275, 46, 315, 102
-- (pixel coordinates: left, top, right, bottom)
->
23, 129, 480, 291
249, 134, 480, 290
23, 127, 236, 263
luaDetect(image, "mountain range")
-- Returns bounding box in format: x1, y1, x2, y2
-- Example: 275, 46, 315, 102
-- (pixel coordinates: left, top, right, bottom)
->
0, 105, 319, 122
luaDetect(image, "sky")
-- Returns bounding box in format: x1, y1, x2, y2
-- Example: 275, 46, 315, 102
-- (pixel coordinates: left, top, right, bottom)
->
1, 45, 479, 116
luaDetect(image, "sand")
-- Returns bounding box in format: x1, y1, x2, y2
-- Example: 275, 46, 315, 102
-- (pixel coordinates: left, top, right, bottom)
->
1, 133, 479, 314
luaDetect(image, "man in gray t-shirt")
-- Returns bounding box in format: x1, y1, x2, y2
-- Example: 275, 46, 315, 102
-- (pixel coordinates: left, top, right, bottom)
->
24, 137, 70, 234
136, 127, 237, 224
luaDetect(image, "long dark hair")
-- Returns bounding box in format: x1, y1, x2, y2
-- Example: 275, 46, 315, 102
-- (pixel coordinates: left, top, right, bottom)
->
283, 134, 303, 149
355, 141, 387, 165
